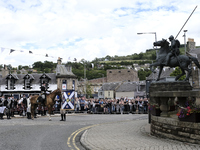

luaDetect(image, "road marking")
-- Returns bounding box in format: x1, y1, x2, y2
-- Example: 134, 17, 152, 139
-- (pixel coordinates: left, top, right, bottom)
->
67, 117, 148, 150
67, 124, 99, 150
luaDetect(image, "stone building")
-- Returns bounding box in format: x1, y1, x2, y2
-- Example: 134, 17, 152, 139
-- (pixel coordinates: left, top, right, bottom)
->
106, 69, 139, 83
0, 57, 78, 98
78, 68, 139, 98
187, 38, 200, 89
115, 82, 146, 99
56, 57, 78, 92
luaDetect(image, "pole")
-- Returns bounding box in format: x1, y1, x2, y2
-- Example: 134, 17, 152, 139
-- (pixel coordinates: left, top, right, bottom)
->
84, 63, 86, 98
184, 31, 187, 55
175, 6, 197, 39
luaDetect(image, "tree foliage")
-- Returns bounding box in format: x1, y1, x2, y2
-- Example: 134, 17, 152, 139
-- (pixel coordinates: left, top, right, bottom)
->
170, 67, 185, 81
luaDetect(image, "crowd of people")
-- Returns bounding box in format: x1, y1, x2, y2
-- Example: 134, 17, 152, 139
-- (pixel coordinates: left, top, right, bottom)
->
0, 94, 149, 120
73, 96, 149, 114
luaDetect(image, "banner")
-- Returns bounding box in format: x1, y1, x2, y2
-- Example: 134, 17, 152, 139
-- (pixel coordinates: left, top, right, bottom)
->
62, 80, 67, 91
61, 90, 75, 110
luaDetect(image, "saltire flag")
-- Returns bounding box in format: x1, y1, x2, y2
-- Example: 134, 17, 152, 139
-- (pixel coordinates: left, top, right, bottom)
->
61, 90, 75, 110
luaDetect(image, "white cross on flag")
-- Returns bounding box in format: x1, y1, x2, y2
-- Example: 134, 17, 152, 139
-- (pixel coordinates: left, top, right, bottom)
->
61, 90, 75, 110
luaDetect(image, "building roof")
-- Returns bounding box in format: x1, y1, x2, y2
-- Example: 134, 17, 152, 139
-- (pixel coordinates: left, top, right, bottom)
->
101, 82, 120, 91
115, 82, 137, 92
146, 67, 174, 80
56, 65, 76, 78
188, 48, 200, 60
0, 73, 57, 85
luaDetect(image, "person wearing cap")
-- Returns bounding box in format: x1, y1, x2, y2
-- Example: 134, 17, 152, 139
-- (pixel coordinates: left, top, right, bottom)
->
165, 35, 180, 65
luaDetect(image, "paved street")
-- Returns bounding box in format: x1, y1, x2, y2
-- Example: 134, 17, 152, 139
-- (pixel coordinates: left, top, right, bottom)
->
0, 114, 200, 150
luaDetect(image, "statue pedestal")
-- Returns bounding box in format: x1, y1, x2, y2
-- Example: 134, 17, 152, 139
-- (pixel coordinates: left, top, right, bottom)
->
149, 81, 199, 117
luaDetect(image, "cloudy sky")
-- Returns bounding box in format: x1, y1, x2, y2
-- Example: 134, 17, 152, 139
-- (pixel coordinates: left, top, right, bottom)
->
0, 0, 199, 67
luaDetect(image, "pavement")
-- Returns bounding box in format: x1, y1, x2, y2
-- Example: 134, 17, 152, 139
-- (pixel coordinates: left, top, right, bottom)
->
80, 117, 200, 150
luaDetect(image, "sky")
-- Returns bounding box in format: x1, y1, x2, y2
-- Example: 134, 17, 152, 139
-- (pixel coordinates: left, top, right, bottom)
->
0, 0, 200, 67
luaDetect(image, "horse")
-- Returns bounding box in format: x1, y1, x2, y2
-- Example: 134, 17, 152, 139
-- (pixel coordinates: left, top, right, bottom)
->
150, 39, 200, 81
30, 88, 62, 121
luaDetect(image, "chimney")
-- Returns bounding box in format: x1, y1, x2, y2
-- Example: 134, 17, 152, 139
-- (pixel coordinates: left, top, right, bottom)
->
187, 38, 196, 52
57, 57, 62, 65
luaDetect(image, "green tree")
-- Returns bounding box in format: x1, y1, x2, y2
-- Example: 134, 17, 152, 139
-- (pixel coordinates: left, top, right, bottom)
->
170, 67, 185, 80
86, 84, 93, 98
138, 69, 152, 81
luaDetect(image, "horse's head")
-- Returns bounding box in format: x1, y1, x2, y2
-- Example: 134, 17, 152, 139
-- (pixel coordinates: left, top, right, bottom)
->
153, 39, 169, 47
153, 39, 170, 55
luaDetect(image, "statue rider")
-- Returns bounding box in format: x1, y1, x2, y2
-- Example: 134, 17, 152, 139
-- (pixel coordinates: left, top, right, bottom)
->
165, 35, 180, 65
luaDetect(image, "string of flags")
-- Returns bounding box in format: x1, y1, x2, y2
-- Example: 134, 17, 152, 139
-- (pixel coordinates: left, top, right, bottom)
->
1, 47, 77, 62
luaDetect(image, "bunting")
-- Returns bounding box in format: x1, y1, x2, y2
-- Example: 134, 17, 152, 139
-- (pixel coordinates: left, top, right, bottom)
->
0, 47, 78, 61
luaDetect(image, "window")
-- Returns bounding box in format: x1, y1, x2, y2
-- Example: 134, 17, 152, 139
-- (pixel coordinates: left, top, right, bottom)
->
108, 91, 110, 97
24, 79, 31, 90
128, 70, 130, 72
6, 74, 18, 90
7, 79, 15, 90
23, 74, 34, 90
118, 71, 121, 73
109, 71, 112, 73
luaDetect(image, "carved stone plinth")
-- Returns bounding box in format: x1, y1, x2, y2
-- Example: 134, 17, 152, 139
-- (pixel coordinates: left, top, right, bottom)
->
149, 81, 199, 117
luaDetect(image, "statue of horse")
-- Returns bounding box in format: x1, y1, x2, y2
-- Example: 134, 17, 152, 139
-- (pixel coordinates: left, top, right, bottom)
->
150, 39, 200, 81
30, 88, 62, 121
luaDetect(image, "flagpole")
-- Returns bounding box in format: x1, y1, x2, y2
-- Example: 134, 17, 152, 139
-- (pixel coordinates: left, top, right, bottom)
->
175, 5, 198, 39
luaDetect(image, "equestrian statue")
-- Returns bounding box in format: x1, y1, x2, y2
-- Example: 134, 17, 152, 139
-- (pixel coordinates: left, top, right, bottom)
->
150, 35, 200, 81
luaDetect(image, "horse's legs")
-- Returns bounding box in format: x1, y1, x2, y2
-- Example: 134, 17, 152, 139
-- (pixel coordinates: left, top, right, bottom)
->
48, 106, 52, 121
156, 66, 163, 81
183, 67, 192, 81
150, 62, 160, 72
31, 105, 35, 120
175, 67, 186, 81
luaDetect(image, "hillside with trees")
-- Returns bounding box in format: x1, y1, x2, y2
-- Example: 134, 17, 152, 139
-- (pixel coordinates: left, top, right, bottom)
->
1, 45, 188, 81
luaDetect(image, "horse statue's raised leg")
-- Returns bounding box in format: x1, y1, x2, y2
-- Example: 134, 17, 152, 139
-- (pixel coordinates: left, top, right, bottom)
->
156, 66, 163, 81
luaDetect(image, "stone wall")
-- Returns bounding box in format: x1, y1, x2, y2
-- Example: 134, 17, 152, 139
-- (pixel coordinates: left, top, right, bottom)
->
106, 69, 139, 83
151, 115, 200, 144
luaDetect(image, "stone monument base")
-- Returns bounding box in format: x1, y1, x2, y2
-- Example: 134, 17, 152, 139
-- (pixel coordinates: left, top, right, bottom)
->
149, 81, 200, 144
151, 115, 200, 144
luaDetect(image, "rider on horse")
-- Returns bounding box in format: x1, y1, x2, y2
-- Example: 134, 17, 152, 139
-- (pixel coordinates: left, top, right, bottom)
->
165, 35, 180, 65
37, 81, 47, 104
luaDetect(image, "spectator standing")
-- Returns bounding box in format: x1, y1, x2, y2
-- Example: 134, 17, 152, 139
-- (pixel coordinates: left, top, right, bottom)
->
75, 98, 80, 111
116, 99, 120, 113
111, 99, 115, 113
92, 99, 96, 113
129, 99, 133, 113
0, 96, 5, 119
119, 99, 124, 115
27, 95, 31, 119
4, 97, 12, 119
143, 98, 148, 114
84, 99, 89, 111
60, 93, 66, 121
138, 98, 144, 114
22, 95, 27, 116
80, 97, 85, 111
